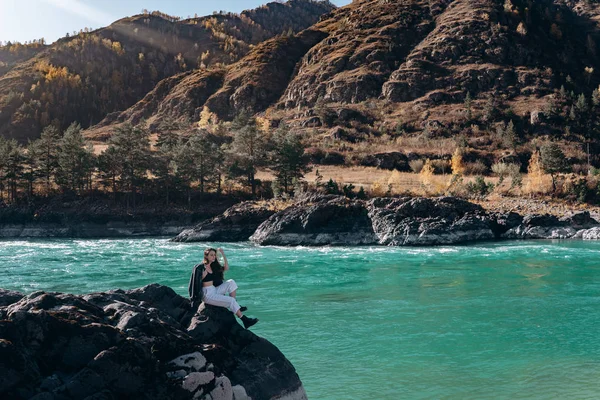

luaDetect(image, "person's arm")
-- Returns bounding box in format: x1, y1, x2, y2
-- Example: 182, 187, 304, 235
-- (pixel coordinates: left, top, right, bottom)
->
218, 248, 229, 271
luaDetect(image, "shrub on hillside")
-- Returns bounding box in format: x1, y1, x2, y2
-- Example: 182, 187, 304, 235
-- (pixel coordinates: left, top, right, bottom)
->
465, 176, 494, 197
464, 161, 489, 176
409, 159, 424, 173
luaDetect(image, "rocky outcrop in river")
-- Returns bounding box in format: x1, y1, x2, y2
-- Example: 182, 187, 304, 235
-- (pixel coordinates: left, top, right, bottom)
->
173, 202, 276, 243
174, 195, 600, 246
0, 284, 306, 400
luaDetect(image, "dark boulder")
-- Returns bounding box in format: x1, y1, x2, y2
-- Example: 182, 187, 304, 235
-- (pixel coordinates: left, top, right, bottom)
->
250, 196, 378, 246
172, 201, 276, 242
367, 197, 494, 245
305, 148, 346, 165
0, 284, 306, 400
301, 116, 322, 127
327, 126, 365, 143
489, 212, 523, 237
503, 213, 577, 239
560, 211, 598, 230
360, 152, 409, 171
336, 108, 373, 124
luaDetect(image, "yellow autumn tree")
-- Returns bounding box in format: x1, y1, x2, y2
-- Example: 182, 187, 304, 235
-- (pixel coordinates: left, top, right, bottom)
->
526, 150, 545, 194
420, 158, 434, 187
451, 148, 465, 175
387, 169, 403, 194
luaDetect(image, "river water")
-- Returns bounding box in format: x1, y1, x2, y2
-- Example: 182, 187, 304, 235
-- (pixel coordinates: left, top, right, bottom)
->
1, 239, 600, 399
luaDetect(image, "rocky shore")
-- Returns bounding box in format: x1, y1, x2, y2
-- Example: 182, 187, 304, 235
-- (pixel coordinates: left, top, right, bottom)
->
0, 284, 307, 400
0, 196, 237, 239
173, 195, 600, 246
0, 222, 189, 238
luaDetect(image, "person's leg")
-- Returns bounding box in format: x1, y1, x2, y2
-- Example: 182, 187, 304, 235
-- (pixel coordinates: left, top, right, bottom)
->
204, 292, 241, 314
216, 279, 238, 298
204, 286, 256, 328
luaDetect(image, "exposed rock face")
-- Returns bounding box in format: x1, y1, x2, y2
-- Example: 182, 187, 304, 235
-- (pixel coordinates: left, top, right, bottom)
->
176, 196, 600, 246
502, 214, 577, 239
250, 196, 378, 246
580, 227, 600, 240
0, 222, 190, 239
249, 195, 496, 246
367, 197, 495, 245
173, 201, 276, 242
0, 284, 306, 400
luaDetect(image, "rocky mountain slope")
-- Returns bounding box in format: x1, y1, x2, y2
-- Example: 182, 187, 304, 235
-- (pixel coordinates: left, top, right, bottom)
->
86, 0, 600, 166
0, 0, 335, 142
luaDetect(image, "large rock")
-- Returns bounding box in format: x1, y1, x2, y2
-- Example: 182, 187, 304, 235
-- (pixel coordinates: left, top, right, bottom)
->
173, 195, 600, 246
580, 227, 600, 240
0, 284, 306, 400
502, 214, 578, 239
367, 197, 495, 245
172, 201, 276, 242
359, 152, 410, 171
250, 196, 378, 246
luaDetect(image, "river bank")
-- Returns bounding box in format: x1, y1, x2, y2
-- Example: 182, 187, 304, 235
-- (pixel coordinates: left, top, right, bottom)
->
0, 194, 237, 239
2, 194, 600, 243
173, 194, 600, 246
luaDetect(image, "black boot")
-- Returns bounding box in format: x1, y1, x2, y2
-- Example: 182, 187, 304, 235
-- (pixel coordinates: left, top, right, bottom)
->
240, 306, 248, 312
241, 315, 259, 329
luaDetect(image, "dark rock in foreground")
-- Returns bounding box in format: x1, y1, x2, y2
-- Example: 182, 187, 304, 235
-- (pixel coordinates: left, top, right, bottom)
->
0, 284, 306, 400
174, 195, 600, 246
173, 202, 276, 243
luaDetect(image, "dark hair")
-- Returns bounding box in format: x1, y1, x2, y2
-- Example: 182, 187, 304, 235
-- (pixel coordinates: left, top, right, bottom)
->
203, 248, 224, 281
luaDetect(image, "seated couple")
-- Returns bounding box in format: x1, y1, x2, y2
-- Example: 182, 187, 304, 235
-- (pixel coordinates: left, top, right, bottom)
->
188, 247, 258, 329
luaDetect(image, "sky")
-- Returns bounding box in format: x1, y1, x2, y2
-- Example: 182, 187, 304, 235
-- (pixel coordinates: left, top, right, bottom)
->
0, 0, 352, 44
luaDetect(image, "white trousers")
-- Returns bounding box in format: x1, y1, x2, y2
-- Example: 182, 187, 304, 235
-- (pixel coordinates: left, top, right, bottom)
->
202, 279, 240, 314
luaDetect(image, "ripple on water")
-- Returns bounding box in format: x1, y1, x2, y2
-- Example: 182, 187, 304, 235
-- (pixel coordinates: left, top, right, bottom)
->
2, 239, 600, 400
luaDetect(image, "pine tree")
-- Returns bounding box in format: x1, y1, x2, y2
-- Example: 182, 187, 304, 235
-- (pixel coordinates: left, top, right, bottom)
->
227, 117, 267, 196
106, 123, 152, 209
540, 142, 568, 193
98, 146, 122, 196
182, 130, 220, 194
270, 123, 311, 194
504, 120, 517, 150
55, 122, 95, 193
464, 92, 473, 122
36, 125, 60, 194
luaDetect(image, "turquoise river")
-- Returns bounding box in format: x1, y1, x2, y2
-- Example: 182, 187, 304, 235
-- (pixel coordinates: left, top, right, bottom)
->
1, 239, 600, 399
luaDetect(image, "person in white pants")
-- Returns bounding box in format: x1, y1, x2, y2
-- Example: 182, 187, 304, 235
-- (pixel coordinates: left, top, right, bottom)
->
189, 247, 258, 329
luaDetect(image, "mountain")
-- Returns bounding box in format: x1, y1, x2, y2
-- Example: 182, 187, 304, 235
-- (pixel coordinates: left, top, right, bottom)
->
0, 0, 336, 142
89, 0, 600, 166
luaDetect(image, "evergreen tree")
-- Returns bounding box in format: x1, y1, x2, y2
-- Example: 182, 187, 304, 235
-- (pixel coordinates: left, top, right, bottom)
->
504, 120, 517, 150
56, 123, 95, 193
576, 93, 588, 113
0, 139, 25, 203
540, 142, 568, 193
98, 146, 122, 196
464, 92, 472, 122
227, 116, 267, 196
270, 123, 311, 194
24, 140, 43, 199
107, 123, 152, 209
36, 125, 60, 194
178, 130, 220, 195
154, 125, 182, 205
